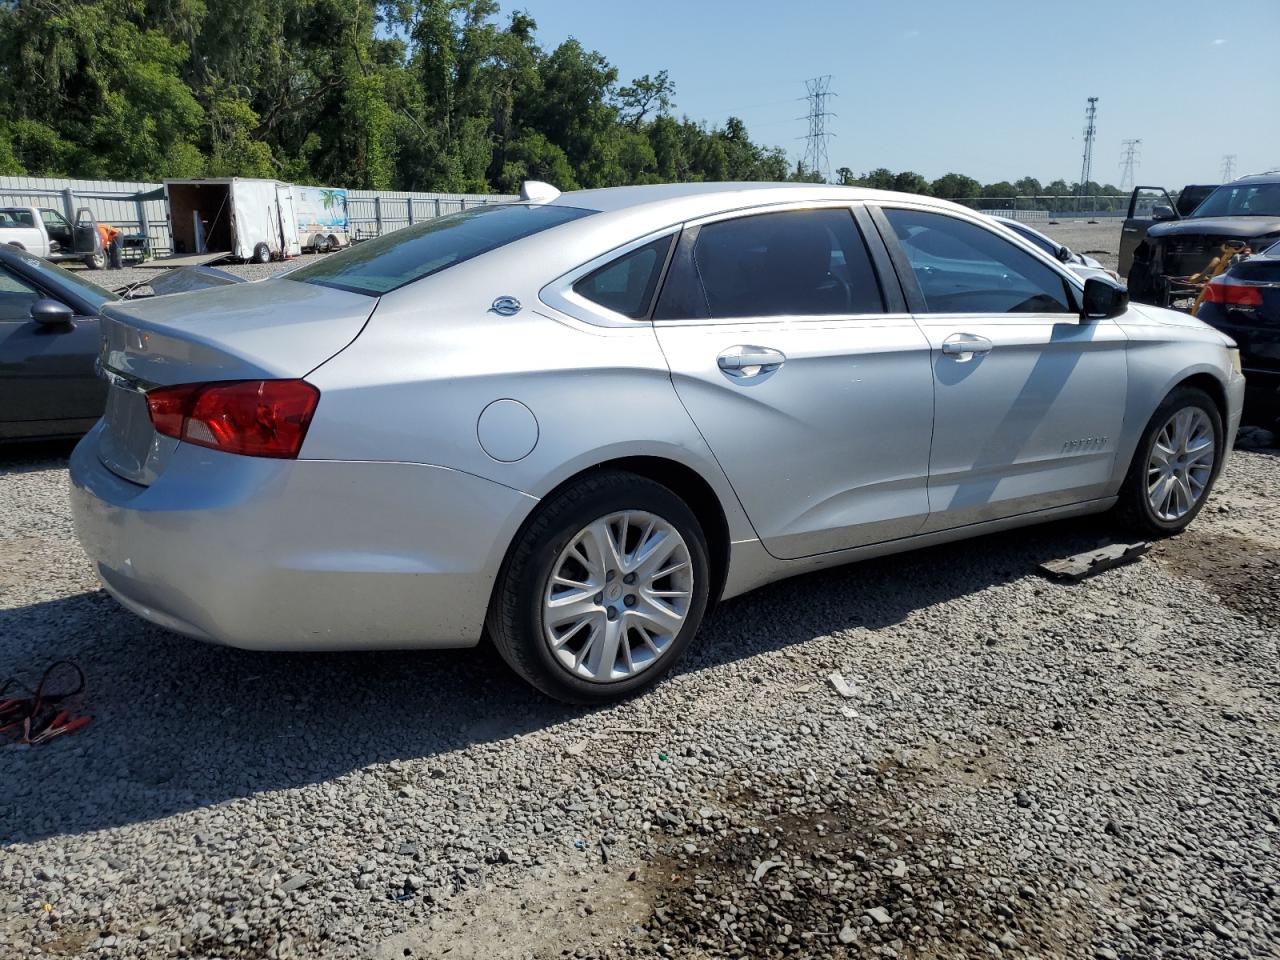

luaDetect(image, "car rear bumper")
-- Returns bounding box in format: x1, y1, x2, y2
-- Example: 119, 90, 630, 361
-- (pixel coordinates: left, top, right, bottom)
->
69, 422, 538, 651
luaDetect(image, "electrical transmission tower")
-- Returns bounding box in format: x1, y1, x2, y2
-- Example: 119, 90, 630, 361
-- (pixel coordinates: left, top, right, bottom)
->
1119, 139, 1141, 192
801, 76, 836, 183
1077, 97, 1098, 196
1221, 154, 1237, 181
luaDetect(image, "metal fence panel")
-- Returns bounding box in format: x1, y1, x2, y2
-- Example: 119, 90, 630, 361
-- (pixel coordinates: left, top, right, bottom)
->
0, 176, 518, 256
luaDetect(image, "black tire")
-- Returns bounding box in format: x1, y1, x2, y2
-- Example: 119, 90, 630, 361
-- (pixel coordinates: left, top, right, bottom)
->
1116, 386, 1224, 538
327, 234, 340, 251
252, 243, 271, 264
486, 470, 711, 704
84, 252, 105, 270
312, 234, 329, 253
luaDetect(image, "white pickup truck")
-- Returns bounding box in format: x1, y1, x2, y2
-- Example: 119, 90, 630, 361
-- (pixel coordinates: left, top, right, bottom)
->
0, 205, 105, 268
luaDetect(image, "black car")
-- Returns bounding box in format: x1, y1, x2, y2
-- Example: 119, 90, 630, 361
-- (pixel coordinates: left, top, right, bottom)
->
0, 245, 118, 441
1121, 174, 1280, 306
1196, 240, 1280, 410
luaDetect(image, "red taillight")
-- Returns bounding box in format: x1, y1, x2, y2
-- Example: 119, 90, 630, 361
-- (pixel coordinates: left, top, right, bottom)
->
1202, 279, 1264, 307
146, 380, 320, 458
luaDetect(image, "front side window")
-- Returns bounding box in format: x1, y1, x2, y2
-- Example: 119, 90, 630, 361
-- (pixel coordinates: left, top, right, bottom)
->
0, 267, 41, 321
289, 203, 595, 296
883, 208, 1073, 314
655, 208, 884, 320
40, 209, 70, 229
572, 235, 673, 319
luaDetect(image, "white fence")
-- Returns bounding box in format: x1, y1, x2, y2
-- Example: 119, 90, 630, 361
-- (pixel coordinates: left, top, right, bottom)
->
0, 176, 515, 255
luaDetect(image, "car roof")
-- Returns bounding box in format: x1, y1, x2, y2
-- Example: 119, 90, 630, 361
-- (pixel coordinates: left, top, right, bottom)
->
549, 181, 972, 215
1227, 172, 1280, 185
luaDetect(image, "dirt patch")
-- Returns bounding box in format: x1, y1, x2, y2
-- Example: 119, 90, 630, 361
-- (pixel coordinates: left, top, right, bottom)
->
635, 763, 1094, 958
1151, 529, 1280, 629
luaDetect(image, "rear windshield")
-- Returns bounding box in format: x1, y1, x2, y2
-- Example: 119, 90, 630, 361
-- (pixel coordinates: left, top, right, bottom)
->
1191, 182, 1280, 218
289, 203, 594, 296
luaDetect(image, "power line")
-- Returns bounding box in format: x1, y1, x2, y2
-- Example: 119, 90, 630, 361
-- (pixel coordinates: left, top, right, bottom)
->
1119, 138, 1141, 192
1221, 154, 1237, 181
1078, 96, 1098, 194
800, 76, 836, 183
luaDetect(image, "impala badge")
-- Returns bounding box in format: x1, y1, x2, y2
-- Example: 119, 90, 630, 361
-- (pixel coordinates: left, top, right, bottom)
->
491, 296, 521, 316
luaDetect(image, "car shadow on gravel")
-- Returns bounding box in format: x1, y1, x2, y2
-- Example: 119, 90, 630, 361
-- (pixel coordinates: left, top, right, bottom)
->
0, 513, 1117, 845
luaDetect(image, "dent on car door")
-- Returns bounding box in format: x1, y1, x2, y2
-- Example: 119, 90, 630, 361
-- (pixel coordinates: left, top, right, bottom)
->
873, 205, 1128, 531
650, 205, 934, 560
0, 265, 104, 431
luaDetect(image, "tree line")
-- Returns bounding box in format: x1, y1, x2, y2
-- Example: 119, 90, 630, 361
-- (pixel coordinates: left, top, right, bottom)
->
0, 0, 1128, 201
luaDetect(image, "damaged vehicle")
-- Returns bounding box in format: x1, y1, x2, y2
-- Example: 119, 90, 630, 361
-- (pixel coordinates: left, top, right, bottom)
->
1122, 173, 1280, 306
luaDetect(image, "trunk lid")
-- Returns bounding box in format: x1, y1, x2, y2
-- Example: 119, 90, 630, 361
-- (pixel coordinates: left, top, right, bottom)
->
96, 277, 375, 485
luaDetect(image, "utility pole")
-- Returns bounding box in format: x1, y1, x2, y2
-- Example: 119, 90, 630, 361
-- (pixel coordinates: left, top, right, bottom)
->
1220, 154, 1237, 181
1078, 97, 1099, 205
801, 76, 836, 183
1119, 138, 1141, 192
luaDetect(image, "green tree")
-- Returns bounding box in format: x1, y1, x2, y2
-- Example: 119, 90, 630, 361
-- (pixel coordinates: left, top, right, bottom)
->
930, 172, 981, 199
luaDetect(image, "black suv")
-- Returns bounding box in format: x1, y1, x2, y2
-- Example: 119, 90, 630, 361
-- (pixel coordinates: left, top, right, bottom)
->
1120, 174, 1280, 306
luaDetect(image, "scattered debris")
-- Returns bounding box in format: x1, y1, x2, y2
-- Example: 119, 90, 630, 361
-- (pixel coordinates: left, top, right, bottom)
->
564, 739, 590, 757
827, 671, 858, 699
752, 860, 784, 883
1038, 542, 1149, 583
279, 873, 311, 893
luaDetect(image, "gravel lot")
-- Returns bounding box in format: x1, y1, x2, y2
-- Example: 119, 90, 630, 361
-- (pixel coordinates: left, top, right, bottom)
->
4, 218, 1279, 959
2, 441, 1278, 960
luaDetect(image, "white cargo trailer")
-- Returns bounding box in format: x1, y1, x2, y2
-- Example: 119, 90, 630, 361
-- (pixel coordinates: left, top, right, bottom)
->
163, 178, 302, 263
292, 186, 350, 252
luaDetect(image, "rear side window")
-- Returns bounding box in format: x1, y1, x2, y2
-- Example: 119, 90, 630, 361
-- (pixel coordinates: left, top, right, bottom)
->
883, 208, 1073, 314
655, 208, 884, 320
290, 203, 595, 296
573, 235, 674, 319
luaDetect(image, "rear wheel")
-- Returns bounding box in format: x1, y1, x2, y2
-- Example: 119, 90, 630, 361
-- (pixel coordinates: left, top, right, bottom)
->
486, 471, 711, 703
1116, 386, 1222, 537
327, 234, 340, 251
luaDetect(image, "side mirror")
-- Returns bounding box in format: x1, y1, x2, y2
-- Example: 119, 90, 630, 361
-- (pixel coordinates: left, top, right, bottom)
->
1081, 276, 1129, 322
1151, 204, 1177, 221
30, 298, 74, 326
1056, 245, 1073, 263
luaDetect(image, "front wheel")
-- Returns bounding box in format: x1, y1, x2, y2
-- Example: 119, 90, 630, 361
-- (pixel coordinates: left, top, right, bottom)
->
1116, 386, 1223, 537
84, 252, 105, 270
486, 471, 711, 704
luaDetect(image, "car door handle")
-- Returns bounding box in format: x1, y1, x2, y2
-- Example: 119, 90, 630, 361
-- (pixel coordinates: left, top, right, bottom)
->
717, 345, 786, 378
941, 334, 993, 359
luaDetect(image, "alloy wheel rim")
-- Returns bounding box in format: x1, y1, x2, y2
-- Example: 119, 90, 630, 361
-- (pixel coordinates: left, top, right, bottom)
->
1146, 407, 1215, 522
543, 511, 694, 684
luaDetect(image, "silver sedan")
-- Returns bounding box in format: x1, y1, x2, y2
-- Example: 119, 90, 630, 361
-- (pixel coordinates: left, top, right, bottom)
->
69, 182, 1245, 702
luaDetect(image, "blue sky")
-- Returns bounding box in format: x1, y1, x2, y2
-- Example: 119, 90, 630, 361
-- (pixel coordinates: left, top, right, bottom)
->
512, 0, 1280, 188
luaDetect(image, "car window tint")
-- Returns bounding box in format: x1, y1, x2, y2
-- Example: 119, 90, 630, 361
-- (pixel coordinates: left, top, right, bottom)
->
0, 267, 41, 321
289, 203, 595, 296
572, 235, 673, 319
884, 208, 1072, 314
688, 209, 884, 319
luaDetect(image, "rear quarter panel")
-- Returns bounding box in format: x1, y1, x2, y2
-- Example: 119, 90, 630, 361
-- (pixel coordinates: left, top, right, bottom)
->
299, 248, 760, 545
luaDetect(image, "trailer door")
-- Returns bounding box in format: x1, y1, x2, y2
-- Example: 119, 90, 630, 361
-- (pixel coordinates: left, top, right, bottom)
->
275, 184, 302, 257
